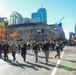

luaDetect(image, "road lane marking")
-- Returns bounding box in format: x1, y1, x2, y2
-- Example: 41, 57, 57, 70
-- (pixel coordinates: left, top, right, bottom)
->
51, 47, 66, 75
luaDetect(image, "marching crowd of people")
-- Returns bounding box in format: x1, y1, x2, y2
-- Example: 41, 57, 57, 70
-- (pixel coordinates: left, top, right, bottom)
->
0, 40, 65, 64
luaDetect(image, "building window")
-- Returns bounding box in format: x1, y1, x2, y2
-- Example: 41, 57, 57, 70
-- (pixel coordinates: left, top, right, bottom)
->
20, 30, 22, 34
24, 29, 26, 33
27, 30, 29, 33
30, 30, 32, 33
42, 29, 44, 33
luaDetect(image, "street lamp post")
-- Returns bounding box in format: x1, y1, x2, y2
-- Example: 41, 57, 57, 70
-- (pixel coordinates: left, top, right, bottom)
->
4, 18, 8, 41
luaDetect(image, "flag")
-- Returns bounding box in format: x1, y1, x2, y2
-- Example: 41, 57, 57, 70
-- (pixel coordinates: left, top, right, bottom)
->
57, 22, 64, 34
58, 22, 62, 27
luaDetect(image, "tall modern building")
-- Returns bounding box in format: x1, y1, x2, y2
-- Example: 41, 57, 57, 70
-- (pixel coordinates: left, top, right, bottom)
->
31, 13, 42, 22
31, 7, 47, 24
24, 17, 31, 23
37, 8, 47, 24
75, 23, 76, 37
9, 11, 24, 25
0, 17, 6, 22
69, 32, 74, 40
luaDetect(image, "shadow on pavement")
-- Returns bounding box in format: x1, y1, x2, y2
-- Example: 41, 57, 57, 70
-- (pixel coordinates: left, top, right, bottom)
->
6, 60, 51, 70
61, 59, 76, 63
0, 57, 12, 63
10, 61, 38, 70
58, 64, 76, 71
27, 53, 54, 59
26, 61, 51, 70
38, 61, 56, 67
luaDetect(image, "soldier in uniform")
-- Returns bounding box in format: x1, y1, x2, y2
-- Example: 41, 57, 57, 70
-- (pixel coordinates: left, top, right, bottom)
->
55, 41, 60, 59
43, 40, 50, 64
33, 41, 40, 63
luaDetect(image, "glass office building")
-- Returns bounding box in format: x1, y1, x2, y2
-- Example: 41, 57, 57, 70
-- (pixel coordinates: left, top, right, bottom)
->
9, 11, 24, 25
31, 7, 47, 24
37, 8, 47, 24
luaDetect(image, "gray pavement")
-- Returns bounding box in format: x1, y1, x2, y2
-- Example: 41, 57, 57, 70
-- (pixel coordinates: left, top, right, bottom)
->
54, 46, 76, 75
0, 46, 76, 75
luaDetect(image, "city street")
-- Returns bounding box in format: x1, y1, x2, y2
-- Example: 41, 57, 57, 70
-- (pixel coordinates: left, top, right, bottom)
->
0, 46, 76, 75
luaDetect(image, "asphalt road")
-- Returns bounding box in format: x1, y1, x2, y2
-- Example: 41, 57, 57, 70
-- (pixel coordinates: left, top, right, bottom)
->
0, 46, 76, 75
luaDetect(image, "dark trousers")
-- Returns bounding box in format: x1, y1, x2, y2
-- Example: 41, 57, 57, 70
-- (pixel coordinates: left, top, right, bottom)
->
12, 52, 16, 62
4, 51, 8, 61
18, 47, 21, 53
21, 53, 26, 61
52, 45, 55, 50
55, 50, 60, 58
34, 50, 38, 63
0, 51, 2, 58
45, 50, 49, 63
60, 47, 63, 51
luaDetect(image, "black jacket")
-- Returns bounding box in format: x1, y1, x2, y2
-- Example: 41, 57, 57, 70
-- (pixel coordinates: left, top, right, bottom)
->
43, 42, 50, 51
0, 44, 2, 50
33, 44, 40, 51
2, 43, 10, 52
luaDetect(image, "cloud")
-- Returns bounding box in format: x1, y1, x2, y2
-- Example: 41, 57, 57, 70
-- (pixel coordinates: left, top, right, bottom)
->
0, 5, 11, 19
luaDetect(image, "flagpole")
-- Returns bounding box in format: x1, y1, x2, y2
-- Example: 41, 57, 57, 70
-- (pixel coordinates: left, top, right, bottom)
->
55, 17, 65, 25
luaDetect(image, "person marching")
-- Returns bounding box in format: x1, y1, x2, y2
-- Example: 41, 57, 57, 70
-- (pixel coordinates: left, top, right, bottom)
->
43, 40, 50, 64
55, 41, 60, 59
0, 42, 2, 58
2, 42, 10, 61
11, 41, 18, 62
18, 43, 21, 53
33, 41, 40, 63
21, 42, 27, 62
